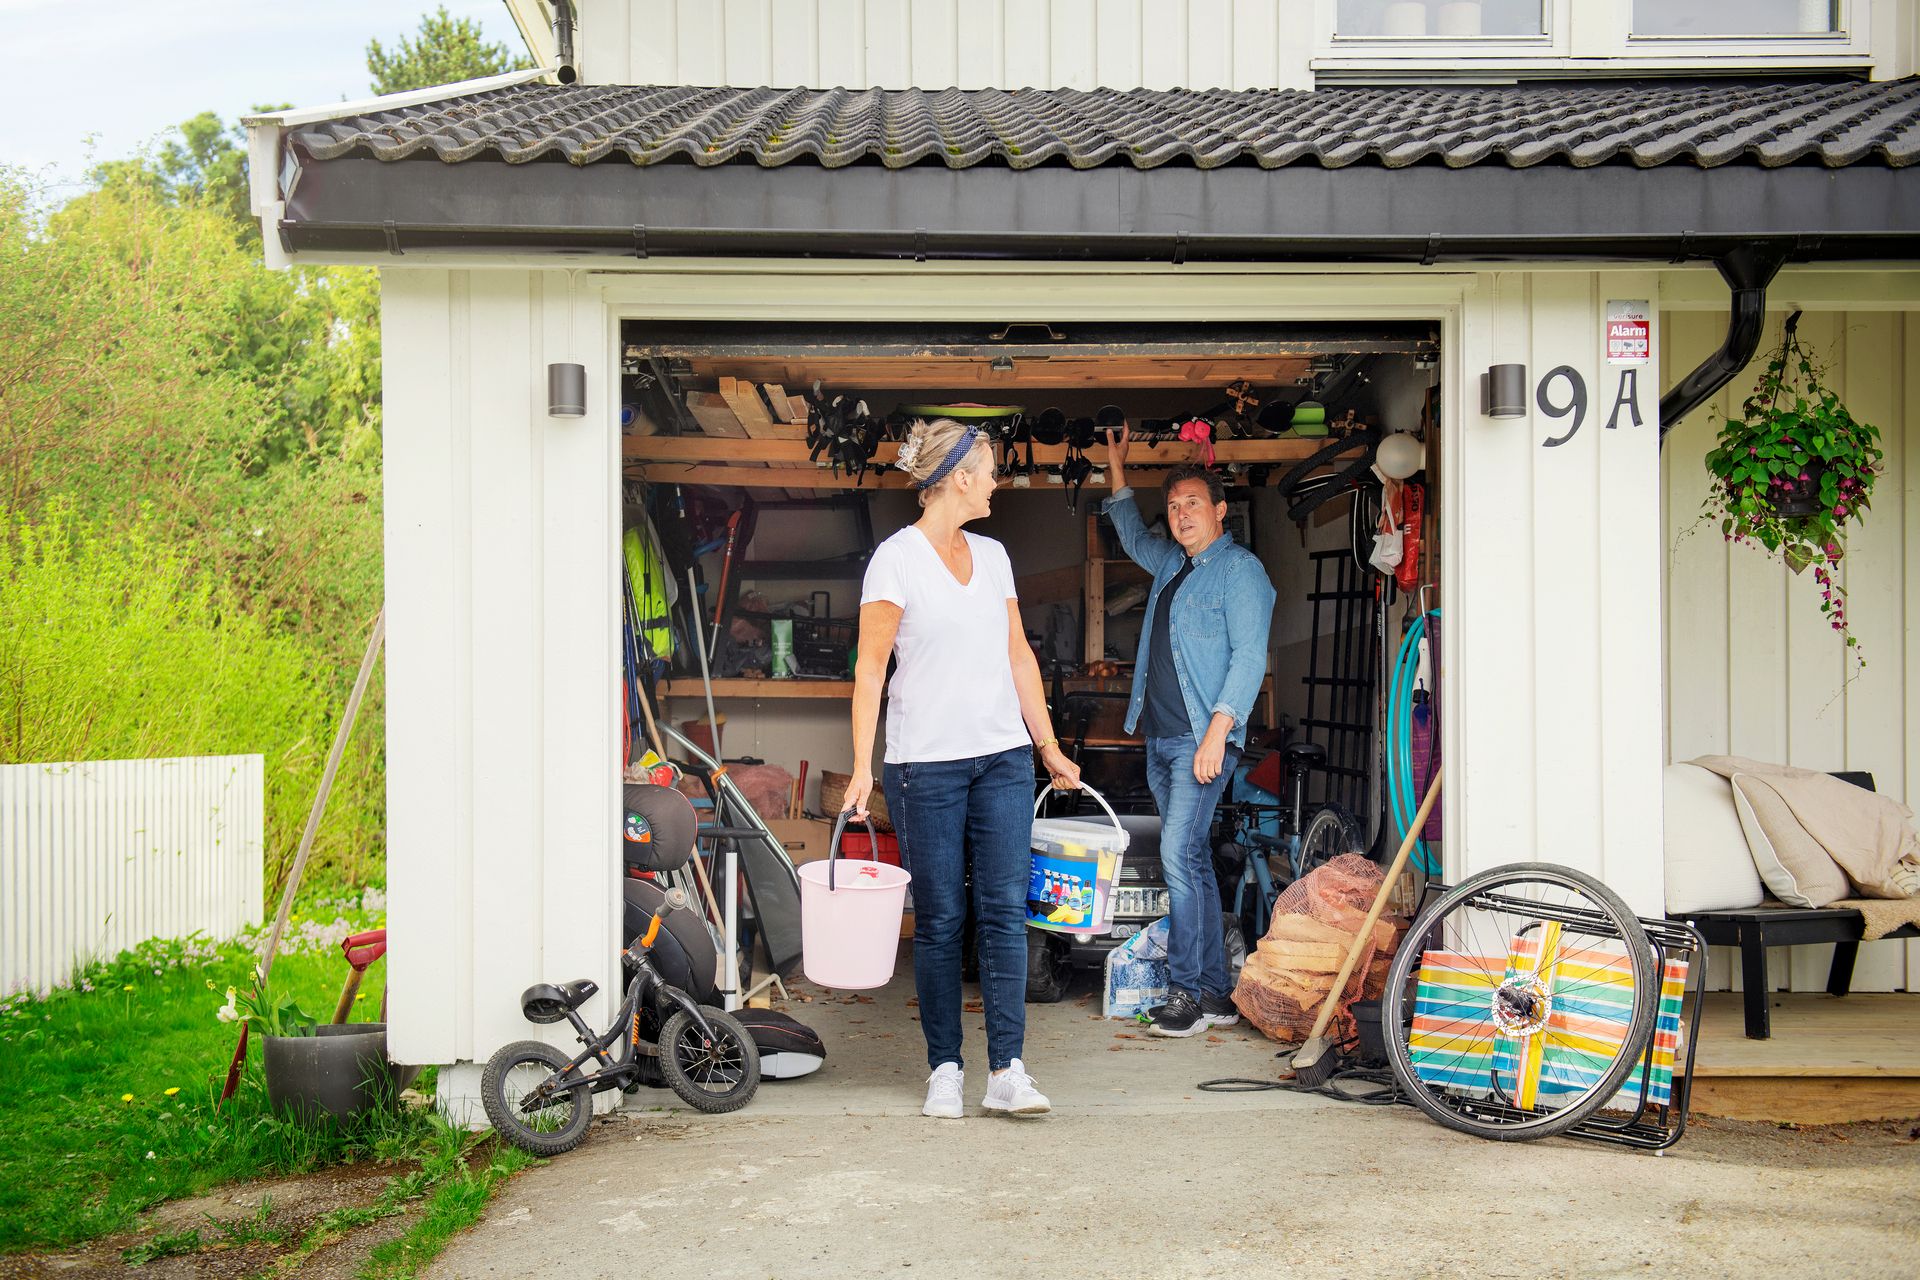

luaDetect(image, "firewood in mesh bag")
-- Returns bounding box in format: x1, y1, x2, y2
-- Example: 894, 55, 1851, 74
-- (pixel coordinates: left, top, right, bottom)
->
1232, 855, 1407, 1045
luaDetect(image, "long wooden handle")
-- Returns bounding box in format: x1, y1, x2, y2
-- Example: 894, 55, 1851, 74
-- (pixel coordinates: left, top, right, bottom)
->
1300, 766, 1443, 1048
258, 609, 386, 990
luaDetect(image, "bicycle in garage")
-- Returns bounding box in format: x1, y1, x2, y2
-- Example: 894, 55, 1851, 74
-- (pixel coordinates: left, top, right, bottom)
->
1216, 739, 1368, 944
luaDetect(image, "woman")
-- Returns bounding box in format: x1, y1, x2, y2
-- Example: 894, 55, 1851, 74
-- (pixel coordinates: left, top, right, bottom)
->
845, 417, 1081, 1120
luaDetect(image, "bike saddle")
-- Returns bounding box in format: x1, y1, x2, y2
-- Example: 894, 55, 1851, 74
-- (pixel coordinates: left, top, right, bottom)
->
1282, 741, 1328, 767
519, 979, 599, 1024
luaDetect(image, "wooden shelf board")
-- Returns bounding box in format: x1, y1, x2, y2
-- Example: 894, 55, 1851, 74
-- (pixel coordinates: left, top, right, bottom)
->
625, 436, 1323, 466
658, 678, 854, 699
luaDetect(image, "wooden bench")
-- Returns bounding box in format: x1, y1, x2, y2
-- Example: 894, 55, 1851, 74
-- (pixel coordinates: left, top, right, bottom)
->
1677, 771, 1919, 1040
1680, 906, 1920, 1039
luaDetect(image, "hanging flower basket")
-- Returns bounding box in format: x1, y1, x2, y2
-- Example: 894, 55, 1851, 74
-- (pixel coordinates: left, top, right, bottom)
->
1699, 312, 1884, 664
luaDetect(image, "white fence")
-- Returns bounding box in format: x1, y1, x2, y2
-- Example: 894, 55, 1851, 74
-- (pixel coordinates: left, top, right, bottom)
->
0, 755, 264, 995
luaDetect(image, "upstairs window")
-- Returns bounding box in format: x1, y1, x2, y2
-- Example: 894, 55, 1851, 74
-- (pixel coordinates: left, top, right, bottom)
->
1319, 0, 1865, 68
1335, 0, 1548, 39
1632, 0, 1840, 37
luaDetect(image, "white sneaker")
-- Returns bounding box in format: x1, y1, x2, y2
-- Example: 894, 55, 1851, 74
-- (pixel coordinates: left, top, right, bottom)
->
923, 1062, 963, 1118
981, 1059, 1051, 1116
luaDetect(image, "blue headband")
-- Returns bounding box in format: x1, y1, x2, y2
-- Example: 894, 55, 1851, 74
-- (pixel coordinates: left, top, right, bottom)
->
917, 428, 982, 490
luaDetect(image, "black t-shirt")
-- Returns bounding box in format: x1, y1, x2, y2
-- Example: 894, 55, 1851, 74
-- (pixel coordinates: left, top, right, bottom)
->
1140, 558, 1194, 738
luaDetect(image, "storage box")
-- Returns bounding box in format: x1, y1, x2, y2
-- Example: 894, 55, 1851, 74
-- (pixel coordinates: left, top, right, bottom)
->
765, 818, 833, 864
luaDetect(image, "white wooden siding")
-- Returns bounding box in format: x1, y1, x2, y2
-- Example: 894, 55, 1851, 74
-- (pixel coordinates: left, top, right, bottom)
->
1662, 307, 1920, 992
381, 268, 624, 1073
570, 0, 1915, 86
1450, 270, 1668, 918
582, 0, 1313, 88
0, 755, 263, 996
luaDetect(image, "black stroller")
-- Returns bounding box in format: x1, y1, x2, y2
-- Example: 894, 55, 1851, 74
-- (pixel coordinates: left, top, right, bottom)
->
623, 784, 826, 1079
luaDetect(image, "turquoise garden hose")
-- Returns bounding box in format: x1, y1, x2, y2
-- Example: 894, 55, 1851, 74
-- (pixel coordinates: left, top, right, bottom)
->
1387, 609, 1441, 876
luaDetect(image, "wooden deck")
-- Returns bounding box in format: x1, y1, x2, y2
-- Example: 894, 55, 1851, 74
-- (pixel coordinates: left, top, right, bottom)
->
1688, 992, 1920, 1123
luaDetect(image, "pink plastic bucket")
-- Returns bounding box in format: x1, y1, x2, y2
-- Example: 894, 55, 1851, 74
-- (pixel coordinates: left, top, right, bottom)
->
798, 812, 912, 990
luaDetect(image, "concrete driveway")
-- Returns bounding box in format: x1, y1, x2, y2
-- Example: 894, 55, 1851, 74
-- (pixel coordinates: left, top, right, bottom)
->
429, 976, 1920, 1279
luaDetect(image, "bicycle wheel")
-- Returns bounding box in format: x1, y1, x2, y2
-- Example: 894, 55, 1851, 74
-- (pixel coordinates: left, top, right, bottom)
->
1294, 804, 1366, 879
659, 1006, 761, 1114
1382, 863, 1657, 1142
481, 1040, 593, 1156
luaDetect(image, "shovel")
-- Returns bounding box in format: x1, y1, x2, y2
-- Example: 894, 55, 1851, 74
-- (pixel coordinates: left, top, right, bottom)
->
333, 930, 389, 1024
1288, 767, 1443, 1089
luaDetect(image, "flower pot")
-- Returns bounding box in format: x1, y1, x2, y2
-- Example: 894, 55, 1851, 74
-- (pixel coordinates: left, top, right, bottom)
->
263, 1023, 405, 1121
1727, 463, 1826, 519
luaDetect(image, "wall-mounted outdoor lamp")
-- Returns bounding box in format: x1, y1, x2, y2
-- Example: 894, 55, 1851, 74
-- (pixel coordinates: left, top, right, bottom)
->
548, 362, 586, 418
1481, 363, 1527, 418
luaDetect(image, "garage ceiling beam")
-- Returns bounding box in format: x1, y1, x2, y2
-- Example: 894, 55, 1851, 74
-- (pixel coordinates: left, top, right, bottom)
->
622, 322, 1437, 359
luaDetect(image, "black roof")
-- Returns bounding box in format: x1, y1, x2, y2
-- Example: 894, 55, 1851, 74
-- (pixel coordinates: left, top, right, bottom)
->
288, 77, 1920, 172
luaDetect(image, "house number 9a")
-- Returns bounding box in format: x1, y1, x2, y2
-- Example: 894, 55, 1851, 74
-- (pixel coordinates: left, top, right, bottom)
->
1537, 367, 1643, 448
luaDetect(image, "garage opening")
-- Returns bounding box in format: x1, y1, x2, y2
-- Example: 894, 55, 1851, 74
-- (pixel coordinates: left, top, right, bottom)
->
614, 318, 1444, 1026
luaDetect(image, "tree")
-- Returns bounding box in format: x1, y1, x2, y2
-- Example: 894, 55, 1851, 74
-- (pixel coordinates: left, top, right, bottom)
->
366, 5, 534, 95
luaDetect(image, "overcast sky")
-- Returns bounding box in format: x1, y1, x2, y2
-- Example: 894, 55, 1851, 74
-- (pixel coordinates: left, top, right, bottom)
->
0, 1, 526, 199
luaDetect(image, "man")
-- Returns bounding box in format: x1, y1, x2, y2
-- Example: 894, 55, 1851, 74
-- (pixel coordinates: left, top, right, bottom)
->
1102, 426, 1275, 1037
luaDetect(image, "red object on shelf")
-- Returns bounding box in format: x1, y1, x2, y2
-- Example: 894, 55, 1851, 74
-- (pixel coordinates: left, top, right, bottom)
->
839, 832, 900, 865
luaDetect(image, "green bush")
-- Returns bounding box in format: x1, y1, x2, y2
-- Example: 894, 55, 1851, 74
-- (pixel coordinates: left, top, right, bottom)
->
0, 159, 386, 895
0, 502, 384, 889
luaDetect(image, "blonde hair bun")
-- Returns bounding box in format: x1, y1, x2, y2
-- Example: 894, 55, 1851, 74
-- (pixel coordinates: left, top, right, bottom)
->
899, 418, 987, 504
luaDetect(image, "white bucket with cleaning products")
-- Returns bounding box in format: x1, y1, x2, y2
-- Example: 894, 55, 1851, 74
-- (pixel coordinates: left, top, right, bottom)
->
797, 810, 911, 989
1027, 784, 1131, 938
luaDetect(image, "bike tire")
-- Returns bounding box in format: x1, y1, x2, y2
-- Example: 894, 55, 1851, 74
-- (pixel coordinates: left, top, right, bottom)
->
1382, 862, 1658, 1143
1296, 804, 1366, 878
659, 1006, 761, 1114
481, 1040, 593, 1156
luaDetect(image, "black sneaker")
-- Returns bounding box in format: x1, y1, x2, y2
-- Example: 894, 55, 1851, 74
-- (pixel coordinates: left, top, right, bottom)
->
1150, 989, 1240, 1038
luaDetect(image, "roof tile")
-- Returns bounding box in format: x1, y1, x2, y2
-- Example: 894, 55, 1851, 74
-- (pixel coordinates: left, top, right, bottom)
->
288, 78, 1920, 171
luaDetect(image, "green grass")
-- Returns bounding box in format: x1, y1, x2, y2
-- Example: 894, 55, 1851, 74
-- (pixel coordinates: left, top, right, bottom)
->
0, 900, 426, 1253
357, 1143, 536, 1280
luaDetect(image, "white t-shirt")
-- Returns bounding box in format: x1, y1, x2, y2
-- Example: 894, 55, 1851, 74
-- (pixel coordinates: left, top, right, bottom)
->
861, 527, 1029, 764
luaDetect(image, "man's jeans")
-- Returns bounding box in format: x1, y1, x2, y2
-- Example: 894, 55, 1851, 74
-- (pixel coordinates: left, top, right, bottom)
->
883, 746, 1032, 1072
1145, 734, 1238, 1001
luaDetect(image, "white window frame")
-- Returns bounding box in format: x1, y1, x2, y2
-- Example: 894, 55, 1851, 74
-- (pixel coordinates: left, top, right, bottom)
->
1313, 0, 1874, 75
1318, 0, 1572, 61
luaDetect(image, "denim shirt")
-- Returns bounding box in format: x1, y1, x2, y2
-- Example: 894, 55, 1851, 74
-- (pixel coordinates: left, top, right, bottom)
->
1101, 487, 1277, 750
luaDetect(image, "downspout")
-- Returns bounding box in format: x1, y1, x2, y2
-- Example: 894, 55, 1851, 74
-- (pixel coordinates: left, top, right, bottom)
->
552, 1, 578, 84
1657, 242, 1791, 446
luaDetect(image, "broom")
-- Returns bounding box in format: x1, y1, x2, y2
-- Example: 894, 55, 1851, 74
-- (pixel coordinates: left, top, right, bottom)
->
1288, 766, 1442, 1089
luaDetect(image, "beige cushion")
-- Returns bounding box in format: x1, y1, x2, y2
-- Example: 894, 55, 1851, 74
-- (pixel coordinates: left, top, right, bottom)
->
1662, 763, 1765, 913
1731, 774, 1851, 908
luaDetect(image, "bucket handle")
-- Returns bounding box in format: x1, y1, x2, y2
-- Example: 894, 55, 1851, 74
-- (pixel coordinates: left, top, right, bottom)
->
1033, 781, 1126, 842
827, 807, 879, 892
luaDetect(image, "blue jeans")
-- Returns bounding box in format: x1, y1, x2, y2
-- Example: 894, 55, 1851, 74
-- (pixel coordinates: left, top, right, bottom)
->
883, 746, 1032, 1072
1145, 735, 1238, 1000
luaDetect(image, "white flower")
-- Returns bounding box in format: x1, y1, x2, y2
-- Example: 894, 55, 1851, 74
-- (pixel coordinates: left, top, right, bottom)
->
145, 1151, 156, 1160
